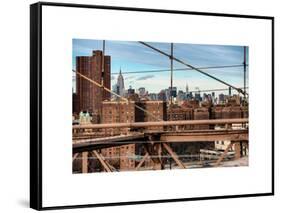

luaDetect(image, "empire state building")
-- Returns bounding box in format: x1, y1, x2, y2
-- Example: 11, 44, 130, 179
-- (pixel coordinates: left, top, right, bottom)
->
117, 68, 125, 97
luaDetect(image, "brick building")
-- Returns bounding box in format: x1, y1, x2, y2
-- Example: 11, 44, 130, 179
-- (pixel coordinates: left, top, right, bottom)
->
182, 99, 199, 108
74, 51, 111, 122
72, 93, 79, 115
193, 107, 210, 130
101, 101, 144, 171
101, 101, 144, 135
167, 105, 193, 130
221, 106, 242, 119
241, 105, 248, 118
211, 105, 224, 119
100, 100, 167, 171
143, 101, 167, 131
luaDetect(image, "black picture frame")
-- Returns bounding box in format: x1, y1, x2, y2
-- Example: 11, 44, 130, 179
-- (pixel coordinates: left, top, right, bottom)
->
30, 1, 275, 210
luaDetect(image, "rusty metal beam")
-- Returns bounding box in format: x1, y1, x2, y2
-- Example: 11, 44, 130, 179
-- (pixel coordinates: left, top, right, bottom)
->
135, 152, 150, 170
73, 130, 248, 153
73, 133, 145, 145
143, 143, 163, 170
161, 130, 248, 142
150, 143, 163, 170
234, 142, 242, 160
156, 143, 164, 169
72, 153, 79, 162
73, 118, 248, 129
82, 152, 88, 173
73, 133, 146, 153
163, 143, 185, 169
98, 151, 116, 171
92, 151, 112, 172
214, 142, 233, 166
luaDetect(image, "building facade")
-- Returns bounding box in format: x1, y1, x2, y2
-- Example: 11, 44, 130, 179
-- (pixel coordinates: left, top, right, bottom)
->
100, 100, 167, 171
101, 100, 144, 171
143, 101, 167, 131
75, 50, 111, 121
167, 106, 193, 130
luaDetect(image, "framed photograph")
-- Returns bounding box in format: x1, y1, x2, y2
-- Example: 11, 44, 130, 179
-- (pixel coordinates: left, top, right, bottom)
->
30, 2, 274, 210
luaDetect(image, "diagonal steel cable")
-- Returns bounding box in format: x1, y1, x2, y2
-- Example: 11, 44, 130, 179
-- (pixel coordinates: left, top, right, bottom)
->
138, 41, 247, 96
110, 64, 248, 75
73, 69, 163, 121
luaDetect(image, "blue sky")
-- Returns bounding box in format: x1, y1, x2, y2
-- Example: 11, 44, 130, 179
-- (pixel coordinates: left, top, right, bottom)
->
72, 39, 248, 94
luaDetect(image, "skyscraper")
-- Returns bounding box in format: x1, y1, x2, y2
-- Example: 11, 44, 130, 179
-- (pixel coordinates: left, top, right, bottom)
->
117, 68, 125, 97
138, 87, 146, 97
186, 83, 189, 93
75, 50, 111, 120
169, 86, 177, 97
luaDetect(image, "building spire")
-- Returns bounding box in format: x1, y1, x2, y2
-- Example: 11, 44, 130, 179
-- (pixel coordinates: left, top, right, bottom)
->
117, 66, 125, 97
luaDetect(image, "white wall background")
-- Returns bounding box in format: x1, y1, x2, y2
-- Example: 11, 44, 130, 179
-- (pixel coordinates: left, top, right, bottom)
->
0, 0, 280, 212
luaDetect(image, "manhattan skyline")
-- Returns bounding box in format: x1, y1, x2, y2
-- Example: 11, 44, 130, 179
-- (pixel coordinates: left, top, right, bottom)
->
73, 39, 248, 94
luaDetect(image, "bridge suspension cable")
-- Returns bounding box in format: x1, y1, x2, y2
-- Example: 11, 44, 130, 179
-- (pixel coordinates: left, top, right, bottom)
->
138, 41, 247, 96
73, 69, 163, 121
111, 64, 248, 75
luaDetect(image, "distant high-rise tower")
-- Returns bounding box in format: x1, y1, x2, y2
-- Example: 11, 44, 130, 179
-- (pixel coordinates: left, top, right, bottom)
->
75, 50, 111, 118
138, 87, 146, 97
117, 68, 125, 97
186, 83, 189, 93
